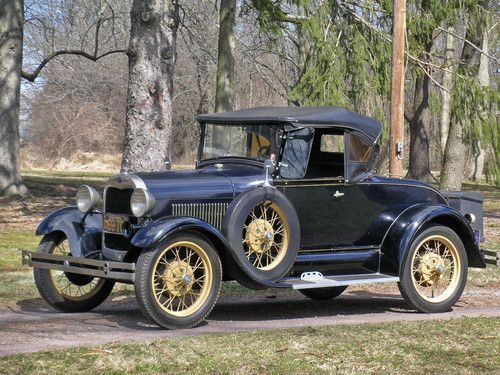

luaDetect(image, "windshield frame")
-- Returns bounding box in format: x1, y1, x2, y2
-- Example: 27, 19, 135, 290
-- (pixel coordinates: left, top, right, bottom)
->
196, 122, 284, 167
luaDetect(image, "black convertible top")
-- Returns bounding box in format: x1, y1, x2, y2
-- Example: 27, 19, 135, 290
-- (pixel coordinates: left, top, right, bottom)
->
196, 106, 382, 143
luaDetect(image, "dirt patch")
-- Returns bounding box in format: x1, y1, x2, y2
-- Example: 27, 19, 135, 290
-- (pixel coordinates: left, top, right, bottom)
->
0, 181, 76, 231
0, 175, 108, 231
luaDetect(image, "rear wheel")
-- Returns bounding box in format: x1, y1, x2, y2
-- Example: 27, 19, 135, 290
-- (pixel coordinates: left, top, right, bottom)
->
398, 225, 467, 313
33, 233, 115, 312
134, 233, 222, 329
299, 286, 348, 300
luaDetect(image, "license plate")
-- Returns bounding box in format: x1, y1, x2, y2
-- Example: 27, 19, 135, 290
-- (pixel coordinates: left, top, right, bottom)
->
103, 214, 128, 234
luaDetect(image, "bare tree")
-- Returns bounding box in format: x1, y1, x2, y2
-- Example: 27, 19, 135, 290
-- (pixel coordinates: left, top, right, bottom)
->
0, 0, 26, 196
0, 0, 127, 196
215, 0, 236, 112
121, 0, 179, 171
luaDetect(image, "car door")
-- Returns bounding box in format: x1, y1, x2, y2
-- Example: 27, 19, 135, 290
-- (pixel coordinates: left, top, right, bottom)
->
278, 129, 383, 250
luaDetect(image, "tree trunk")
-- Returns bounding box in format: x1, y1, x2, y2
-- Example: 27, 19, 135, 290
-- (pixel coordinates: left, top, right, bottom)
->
296, 3, 310, 75
439, 25, 457, 151
214, 0, 236, 113
406, 70, 434, 181
439, 22, 471, 191
212, 0, 236, 152
0, 0, 27, 196
439, 118, 467, 190
121, 0, 179, 172
470, 28, 490, 181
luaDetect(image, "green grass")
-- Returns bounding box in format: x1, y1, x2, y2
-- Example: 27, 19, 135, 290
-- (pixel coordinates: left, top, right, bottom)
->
468, 266, 500, 287
0, 271, 39, 306
0, 230, 39, 271
1, 317, 498, 374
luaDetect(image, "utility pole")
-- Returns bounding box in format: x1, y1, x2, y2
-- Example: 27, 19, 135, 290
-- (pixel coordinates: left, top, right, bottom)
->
389, 0, 406, 178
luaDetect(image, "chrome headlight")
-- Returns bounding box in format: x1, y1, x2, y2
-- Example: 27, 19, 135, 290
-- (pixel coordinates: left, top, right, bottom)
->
130, 188, 156, 217
76, 185, 101, 213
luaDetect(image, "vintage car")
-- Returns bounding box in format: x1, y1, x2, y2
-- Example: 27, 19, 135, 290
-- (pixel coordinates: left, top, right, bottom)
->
23, 106, 486, 329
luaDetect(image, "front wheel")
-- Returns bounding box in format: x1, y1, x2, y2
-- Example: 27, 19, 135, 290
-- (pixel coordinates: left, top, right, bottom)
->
134, 233, 222, 329
398, 225, 468, 313
34, 233, 115, 312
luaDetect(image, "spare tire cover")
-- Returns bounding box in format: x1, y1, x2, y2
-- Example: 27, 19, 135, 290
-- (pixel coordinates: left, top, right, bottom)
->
223, 186, 300, 284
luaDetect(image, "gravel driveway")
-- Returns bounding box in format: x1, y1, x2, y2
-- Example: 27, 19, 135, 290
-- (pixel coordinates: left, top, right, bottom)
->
1, 286, 499, 357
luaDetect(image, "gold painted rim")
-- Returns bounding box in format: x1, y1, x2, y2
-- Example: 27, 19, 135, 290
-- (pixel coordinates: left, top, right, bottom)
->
49, 239, 105, 301
411, 235, 461, 303
243, 201, 290, 271
151, 241, 213, 317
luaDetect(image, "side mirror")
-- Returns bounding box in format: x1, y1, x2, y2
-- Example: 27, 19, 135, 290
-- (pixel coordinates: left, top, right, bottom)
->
164, 156, 172, 171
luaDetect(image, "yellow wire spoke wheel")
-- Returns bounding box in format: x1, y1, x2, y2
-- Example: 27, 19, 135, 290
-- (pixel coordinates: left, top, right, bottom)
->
49, 239, 106, 301
242, 201, 290, 271
410, 235, 461, 303
151, 241, 213, 317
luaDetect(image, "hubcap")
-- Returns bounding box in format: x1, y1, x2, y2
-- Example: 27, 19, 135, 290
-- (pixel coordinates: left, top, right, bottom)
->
411, 235, 461, 303
163, 260, 195, 297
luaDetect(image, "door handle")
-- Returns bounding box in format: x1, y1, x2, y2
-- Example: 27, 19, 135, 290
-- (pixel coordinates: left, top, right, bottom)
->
333, 190, 344, 198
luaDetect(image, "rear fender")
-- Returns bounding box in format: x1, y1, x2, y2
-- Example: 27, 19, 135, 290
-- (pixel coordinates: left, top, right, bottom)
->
380, 204, 485, 275
36, 206, 102, 257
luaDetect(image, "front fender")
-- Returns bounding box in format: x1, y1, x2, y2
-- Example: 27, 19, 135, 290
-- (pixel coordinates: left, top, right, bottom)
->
131, 216, 277, 288
131, 216, 232, 249
36, 206, 102, 257
380, 204, 485, 275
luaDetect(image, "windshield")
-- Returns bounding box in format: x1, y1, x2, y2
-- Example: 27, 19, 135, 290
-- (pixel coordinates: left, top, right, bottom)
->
200, 123, 280, 162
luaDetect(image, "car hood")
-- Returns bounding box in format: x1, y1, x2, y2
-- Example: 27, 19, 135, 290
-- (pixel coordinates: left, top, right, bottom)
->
134, 163, 267, 216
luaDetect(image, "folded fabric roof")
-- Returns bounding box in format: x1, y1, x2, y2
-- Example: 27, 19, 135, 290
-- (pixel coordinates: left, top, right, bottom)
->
197, 106, 382, 143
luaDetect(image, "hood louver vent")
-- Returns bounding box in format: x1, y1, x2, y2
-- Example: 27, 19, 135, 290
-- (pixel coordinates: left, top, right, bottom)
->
171, 203, 229, 230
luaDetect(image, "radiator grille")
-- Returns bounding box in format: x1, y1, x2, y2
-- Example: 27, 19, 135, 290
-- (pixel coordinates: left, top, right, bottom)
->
172, 202, 228, 230
105, 187, 133, 215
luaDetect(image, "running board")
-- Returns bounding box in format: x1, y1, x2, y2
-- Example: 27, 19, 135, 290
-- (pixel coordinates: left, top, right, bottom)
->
282, 272, 399, 290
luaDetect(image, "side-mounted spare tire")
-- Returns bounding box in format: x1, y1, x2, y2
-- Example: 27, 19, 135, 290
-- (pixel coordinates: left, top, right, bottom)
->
223, 186, 300, 285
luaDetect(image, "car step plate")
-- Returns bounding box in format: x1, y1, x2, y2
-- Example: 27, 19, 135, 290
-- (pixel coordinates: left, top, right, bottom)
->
283, 272, 399, 290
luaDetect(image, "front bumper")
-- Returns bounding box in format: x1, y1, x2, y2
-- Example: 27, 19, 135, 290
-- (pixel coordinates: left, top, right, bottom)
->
22, 250, 136, 282
481, 249, 499, 266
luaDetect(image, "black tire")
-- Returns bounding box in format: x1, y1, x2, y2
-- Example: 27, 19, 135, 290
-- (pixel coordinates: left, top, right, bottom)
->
223, 186, 300, 285
299, 286, 348, 300
134, 233, 222, 329
398, 225, 468, 313
33, 233, 115, 312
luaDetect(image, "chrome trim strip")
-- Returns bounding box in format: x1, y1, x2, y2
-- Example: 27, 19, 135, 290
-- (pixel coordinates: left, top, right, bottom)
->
298, 246, 381, 253
103, 173, 147, 214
